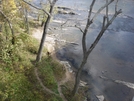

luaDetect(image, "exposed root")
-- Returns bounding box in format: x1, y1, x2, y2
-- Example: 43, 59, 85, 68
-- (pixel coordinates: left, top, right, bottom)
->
34, 67, 69, 101
34, 68, 59, 96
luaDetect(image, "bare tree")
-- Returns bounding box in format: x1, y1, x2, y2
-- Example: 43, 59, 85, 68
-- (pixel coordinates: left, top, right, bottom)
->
36, 0, 58, 62
22, 0, 58, 62
72, 0, 122, 96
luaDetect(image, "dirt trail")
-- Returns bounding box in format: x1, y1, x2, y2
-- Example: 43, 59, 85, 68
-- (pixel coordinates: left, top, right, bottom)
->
34, 68, 58, 96
59, 66, 74, 86
32, 28, 74, 101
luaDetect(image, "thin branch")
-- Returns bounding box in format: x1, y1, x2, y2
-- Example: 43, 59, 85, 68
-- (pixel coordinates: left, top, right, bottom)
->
92, 0, 114, 22
22, 0, 51, 16
61, 25, 84, 33
82, 0, 96, 55
88, 0, 96, 23
115, 0, 118, 13
75, 25, 84, 33
102, 16, 106, 29
87, 9, 122, 55
106, 0, 109, 22
61, 19, 70, 27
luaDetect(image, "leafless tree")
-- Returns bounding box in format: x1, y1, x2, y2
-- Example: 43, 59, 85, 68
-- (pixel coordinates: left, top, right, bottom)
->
22, 0, 58, 62
72, 0, 122, 96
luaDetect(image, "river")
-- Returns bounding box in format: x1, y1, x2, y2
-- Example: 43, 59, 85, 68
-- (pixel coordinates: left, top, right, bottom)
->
34, 0, 134, 101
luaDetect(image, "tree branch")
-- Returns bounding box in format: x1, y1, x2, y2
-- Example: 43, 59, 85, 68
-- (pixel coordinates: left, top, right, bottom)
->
82, 0, 96, 55
106, 0, 109, 22
61, 19, 70, 27
92, 0, 114, 22
61, 24, 84, 34
102, 16, 106, 29
22, 0, 51, 16
115, 0, 118, 13
87, 9, 122, 55
75, 25, 84, 33
88, 0, 96, 24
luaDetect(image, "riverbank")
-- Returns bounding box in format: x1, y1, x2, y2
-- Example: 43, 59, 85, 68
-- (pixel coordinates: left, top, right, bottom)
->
32, 27, 89, 101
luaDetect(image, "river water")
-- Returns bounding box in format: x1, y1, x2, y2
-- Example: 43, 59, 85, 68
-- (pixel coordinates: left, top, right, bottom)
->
34, 0, 134, 101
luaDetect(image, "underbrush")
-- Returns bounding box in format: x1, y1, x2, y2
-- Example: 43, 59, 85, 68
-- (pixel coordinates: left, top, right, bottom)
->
0, 26, 87, 101
0, 32, 64, 101
61, 81, 87, 101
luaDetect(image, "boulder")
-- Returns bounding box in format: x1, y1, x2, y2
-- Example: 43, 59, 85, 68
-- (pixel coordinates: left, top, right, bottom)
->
80, 80, 87, 87
60, 61, 73, 73
96, 95, 104, 101
57, 6, 72, 10
58, 10, 78, 15
45, 43, 55, 53
132, 96, 134, 101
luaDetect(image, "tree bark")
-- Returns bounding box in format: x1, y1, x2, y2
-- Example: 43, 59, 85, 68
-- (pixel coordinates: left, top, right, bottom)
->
36, 0, 57, 62
36, 15, 51, 62
72, 55, 88, 96
72, 0, 121, 96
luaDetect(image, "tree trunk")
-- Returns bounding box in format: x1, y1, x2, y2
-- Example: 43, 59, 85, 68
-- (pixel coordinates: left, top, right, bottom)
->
36, 4, 55, 62
71, 0, 121, 97
72, 56, 87, 96
36, 15, 51, 62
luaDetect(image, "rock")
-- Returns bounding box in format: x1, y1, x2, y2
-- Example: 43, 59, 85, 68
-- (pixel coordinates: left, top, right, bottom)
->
80, 80, 87, 87
132, 96, 134, 101
84, 97, 87, 101
101, 70, 107, 74
68, 11, 76, 15
60, 61, 74, 73
58, 10, 68, 14
45, 43, 55, 53
58, 10, 78, 15
57, 6, 72, 10
96, 95, 104, 101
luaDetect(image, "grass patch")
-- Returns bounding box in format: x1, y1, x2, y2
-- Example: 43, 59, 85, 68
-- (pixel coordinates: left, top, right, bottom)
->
61, 81, 87, 101
0, 21, 87, 101
0, 31, 65, 101
36, 56, 65, 94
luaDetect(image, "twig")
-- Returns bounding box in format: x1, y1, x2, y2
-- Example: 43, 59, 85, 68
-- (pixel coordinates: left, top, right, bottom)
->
61, 19, 70, 27
115, 0, 119, 13
92, 0, 114, 22
75, 25, 84, 33
102, 16, 106, 29
82, 0, 96, 55
106, 0, 109, 22
22, 0, 51, 16
87, 9, 122, 54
